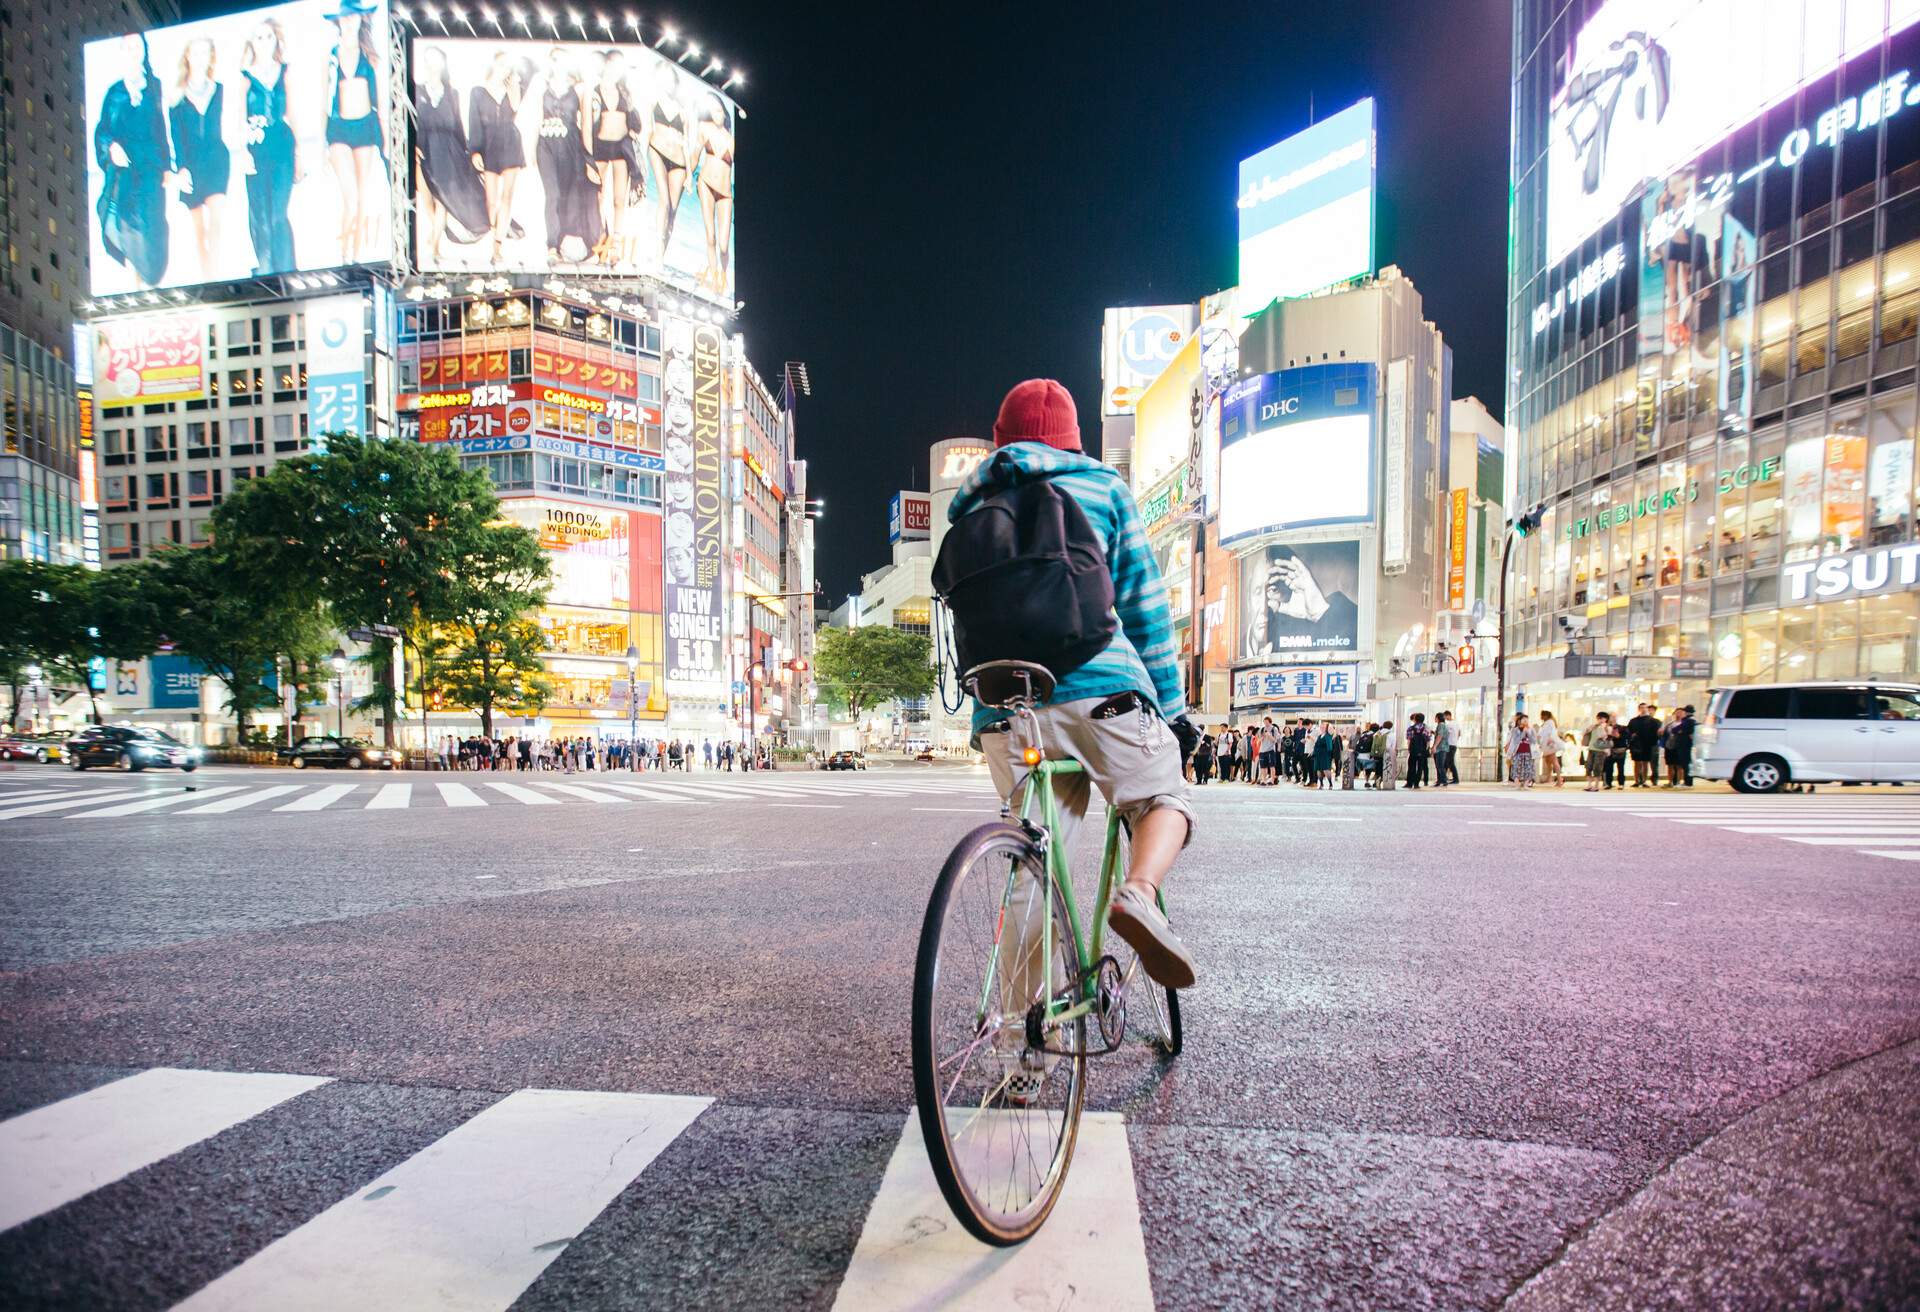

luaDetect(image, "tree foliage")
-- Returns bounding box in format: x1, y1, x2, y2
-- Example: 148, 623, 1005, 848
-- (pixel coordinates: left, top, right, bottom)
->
812, 625, 935, 720
3, 559, 166, 724
419, 522, 554, 736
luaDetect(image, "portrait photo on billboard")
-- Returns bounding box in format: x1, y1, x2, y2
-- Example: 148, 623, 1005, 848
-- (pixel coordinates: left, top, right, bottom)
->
1239, 540, 1361, 658
412, 37, 735, 298
84, 0, 393, 296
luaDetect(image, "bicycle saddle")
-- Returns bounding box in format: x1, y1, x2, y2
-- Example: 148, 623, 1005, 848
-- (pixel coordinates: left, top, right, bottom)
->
962, 660, 1057, 708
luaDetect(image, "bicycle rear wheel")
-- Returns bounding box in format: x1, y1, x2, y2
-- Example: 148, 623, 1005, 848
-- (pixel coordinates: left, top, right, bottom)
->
912, 822, 1087, 1246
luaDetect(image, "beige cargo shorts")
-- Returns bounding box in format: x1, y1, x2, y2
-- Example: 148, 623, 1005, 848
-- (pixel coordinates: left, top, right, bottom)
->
980, 693, 1195, 854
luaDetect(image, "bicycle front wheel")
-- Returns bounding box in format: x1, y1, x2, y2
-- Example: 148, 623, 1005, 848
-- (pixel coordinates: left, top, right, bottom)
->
912, 822, 1088, 1246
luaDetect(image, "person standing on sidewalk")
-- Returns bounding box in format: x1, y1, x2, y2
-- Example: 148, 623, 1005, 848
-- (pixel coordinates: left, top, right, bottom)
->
1536, 710, 1566, 787
1583, 712, 1614, 791
1404, 712, 1432, 789
1504, 712, 1537, 788
1662, 705, 1697, 787
1436, 711, 1462, 786
1627, 703, 1660, 787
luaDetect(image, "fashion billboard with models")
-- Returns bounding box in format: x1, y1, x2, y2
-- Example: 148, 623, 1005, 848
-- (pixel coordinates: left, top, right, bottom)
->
84, 0, 393, 295
412, 37, 735, 298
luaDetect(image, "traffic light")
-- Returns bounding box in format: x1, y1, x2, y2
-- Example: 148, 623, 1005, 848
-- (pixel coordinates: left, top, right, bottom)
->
1513, 504, 1544, 537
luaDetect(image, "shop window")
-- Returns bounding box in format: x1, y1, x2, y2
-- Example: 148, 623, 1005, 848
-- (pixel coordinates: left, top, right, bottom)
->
1881, 239, 1920, 347
271, 314, 295, 352
1793, 276, 1832, 376
1740, 610, 1780, 680
1817, 599, 1861, 680
1780, 605, 1818, 679
1862, 593, 1919, 678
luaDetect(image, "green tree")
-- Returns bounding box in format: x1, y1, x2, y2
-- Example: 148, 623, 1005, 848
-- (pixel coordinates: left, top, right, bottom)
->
431, 521, 554, 736
6, 559, 165, 724
813, 625, 935, 721
143, 544, 330, 743
0, 561, 34, 727
210, 435, 533, 746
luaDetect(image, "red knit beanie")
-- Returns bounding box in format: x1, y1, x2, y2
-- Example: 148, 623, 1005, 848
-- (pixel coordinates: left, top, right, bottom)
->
993, 378, 1081, 451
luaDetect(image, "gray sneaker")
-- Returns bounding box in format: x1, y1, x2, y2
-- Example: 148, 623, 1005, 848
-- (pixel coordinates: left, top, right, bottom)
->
1108, 884, 1196, 990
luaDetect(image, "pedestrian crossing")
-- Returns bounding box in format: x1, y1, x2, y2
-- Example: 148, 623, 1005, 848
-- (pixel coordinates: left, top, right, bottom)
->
0, 1065, 1155, 1310
1515, 787, 1920, 863
0, 769, 1002, 822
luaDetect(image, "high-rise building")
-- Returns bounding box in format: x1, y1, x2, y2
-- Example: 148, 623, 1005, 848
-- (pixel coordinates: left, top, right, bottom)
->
0, 0, 177, 564
1505, 0, 1920, 723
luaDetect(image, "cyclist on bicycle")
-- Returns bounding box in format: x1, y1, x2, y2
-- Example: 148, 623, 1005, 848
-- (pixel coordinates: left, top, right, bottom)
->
950, 378, 1198, 989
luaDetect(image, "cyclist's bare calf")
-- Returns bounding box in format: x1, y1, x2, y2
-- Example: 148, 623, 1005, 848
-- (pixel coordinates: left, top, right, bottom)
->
1126, 806, 1187, 896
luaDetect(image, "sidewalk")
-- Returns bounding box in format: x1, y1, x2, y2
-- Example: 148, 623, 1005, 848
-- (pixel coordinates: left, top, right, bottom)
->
1507, 1037, 1920, 1310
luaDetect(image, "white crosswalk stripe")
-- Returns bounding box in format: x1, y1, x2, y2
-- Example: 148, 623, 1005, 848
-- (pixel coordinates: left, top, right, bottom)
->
834, 1111, 1153, 1311
0, 1068, 330, 1231
0, 770, 1001, 821
0, 1066, 1162, 1310
174, 1088, 711, 1312
1514, 791, 1920, 863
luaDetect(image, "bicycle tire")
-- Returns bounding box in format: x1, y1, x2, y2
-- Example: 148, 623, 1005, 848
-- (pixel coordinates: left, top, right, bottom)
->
912, 821, 1087, 1246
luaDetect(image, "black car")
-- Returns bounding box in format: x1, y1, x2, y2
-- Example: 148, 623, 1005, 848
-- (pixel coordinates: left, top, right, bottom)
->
280, 736, 398, 770
824, 751, 866, 771
66, 726, 202, 772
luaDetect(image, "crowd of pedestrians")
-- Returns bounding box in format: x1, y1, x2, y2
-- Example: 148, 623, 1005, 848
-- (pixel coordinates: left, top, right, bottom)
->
436, 734, 774, 773
1501, 702, 1698, 790
1181, 713, 1464, 791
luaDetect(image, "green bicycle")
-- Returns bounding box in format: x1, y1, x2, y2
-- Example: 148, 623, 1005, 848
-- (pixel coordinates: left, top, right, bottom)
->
911, 661, 1182, 1246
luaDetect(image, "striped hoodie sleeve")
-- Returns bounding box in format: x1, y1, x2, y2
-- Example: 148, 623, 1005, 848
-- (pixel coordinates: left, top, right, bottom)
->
1105, 480, 1187, 719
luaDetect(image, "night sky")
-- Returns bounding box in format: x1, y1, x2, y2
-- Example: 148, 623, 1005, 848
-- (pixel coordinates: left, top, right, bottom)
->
174, 0, 1514, 601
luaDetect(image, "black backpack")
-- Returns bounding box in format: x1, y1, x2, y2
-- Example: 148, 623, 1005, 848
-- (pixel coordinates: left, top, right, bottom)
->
932, 478, 1117, 682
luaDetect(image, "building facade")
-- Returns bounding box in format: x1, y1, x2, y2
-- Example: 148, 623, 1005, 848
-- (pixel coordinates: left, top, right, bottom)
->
1506, 0, 1920, 723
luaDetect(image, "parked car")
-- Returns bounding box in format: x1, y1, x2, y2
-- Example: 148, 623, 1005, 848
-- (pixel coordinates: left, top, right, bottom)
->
0, 731, 66, 762
915, 750, 937, 763
1694, 681, 1920, 792
824, 750, 867, 771
0, 732, 39, 762
65, 726, 201, 772
279, 735, 399, 770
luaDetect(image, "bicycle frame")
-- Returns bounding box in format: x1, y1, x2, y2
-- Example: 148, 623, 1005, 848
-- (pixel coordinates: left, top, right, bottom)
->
972, 755, 1127, 1036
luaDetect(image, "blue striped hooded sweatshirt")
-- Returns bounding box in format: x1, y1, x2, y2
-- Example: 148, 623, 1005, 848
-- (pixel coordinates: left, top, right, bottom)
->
947, 442, 1187, 738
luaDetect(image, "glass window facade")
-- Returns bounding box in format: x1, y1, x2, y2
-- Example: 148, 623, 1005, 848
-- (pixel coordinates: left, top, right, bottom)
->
1509, 3, 1920, 687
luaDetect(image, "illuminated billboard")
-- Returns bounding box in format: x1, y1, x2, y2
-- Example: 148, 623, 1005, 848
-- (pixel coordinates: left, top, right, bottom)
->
1237, 97, 1375, 309
413, 38, 736, 299
1101, 306, 1194, 416
661, 318, 728, 703
84, 0, 393, 295
1131, 333, 1200, 495
1217, 363, 1375, 544
1545, 0, 1920, 263
91, 314, 208, 403
1238, 540, 1362, 658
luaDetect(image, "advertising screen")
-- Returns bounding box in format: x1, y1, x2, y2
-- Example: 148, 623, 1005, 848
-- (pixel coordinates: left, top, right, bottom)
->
1101, 306, 1194, 416
502, 499, 635, 610
84, 0, 393, 295
1132, 334, 1200, 495
412, 38, 735, 299
91, 314, 208, 403
1545, 0, 1920, 263
661, 317, 728, 702
1238, 540, 1362, 658
1217, 363, 1375, 543
1237, 97, 1375, 308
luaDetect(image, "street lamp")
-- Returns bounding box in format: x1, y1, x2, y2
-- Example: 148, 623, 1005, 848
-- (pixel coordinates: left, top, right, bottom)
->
1492, 505, 1545, 780
624, 642, 639, 771
330, 646, 348, 738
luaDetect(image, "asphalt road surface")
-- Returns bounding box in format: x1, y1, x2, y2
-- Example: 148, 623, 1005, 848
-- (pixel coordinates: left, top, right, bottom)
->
1, 763, 1916, 1309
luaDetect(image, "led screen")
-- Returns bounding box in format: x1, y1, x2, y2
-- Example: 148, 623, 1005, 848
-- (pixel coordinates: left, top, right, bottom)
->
1217, 363, 1375, 543
84, 0, 393, 295
413, 38, 735, 300
1545, 0, 1920, 263
1236, 98, 1374, 308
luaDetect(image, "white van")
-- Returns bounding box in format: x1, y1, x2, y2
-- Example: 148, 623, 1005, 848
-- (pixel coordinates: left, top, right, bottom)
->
1694, 681, 1920, 792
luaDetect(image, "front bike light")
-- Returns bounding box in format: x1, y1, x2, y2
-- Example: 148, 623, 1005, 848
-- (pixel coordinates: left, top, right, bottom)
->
1022, 747, 1042, 766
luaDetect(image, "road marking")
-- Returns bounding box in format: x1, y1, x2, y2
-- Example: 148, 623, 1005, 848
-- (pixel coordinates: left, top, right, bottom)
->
0, 1067, 330, 1232
1861, 849, 1920, 860
0, 791, 144, 818
914, 806, 992, 812
833, 1111, 1152, 1311
174, 1089, 711, 1312
365, 783, 412, 810
0, 788, 78, 806
1722, 824, 1920, 834
1781, 835, 1920, 845
768, 802, 843, 809
1468, 820, 1589, 827
533, 782, 630, 804
78, 786, 247, 818
276, 784, 357, 812
176, 785, 304, 814
588, 782, 706, 804
1402, 803, 1495, 808
485, 781, 561, 805
436, 781, 487, 808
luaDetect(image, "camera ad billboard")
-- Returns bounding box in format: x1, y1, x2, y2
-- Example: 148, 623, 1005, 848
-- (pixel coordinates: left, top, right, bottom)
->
1101, 305, 1194, 416
1217, 362, 1375, 544
661, 318, 728, 704
1238, 539, 1362, 659
84, 0, 393, 295
1236, 97, 1375, 309
411, 38, 735, 299
1545, 0, 1920, 264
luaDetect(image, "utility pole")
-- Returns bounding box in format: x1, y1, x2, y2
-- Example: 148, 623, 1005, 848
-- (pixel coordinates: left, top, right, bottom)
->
1493, 505, 1545, 781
